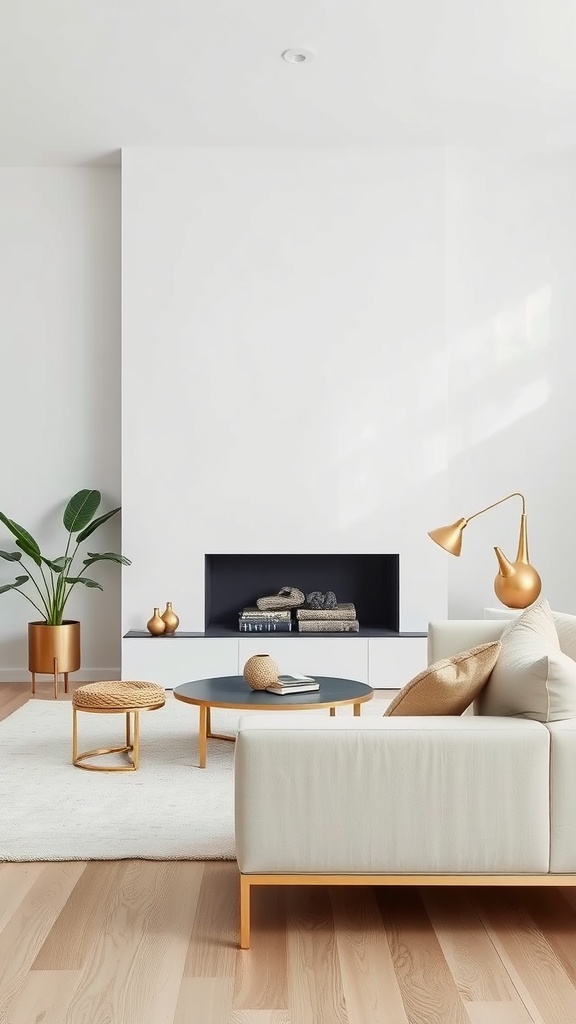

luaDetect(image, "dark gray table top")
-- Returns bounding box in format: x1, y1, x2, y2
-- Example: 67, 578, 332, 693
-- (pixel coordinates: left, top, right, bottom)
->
173, 675, 373, 709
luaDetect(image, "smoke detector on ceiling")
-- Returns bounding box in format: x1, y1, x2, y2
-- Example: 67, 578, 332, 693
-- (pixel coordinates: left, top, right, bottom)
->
281, 48, 315, 64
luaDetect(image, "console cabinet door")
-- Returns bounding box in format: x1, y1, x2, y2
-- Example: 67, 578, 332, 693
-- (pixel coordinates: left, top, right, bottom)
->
122, 638, 238, 689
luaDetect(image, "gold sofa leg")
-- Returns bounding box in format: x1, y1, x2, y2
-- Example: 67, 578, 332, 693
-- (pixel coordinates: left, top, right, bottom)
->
240, 875, 251, 949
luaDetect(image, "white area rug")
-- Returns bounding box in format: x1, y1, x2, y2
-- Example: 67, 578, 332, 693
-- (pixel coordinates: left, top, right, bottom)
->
0, 694, 388, 861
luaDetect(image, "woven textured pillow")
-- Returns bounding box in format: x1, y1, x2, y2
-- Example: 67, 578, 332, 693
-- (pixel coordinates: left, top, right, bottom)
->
384, 641, 501, 717
477, 598, 576, 722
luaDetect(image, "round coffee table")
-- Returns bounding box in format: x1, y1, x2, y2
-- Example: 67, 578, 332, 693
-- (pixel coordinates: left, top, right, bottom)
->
173, 675, 374, 768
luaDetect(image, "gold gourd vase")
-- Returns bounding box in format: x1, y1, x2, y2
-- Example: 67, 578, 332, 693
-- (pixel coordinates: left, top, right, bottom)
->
147, 608, 166, 635
161, 602, 180, 635
493, 514, 542, 609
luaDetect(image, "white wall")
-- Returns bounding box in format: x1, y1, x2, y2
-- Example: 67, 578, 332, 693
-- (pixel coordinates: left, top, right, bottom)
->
446, 150, 576, 616
122, 146, 576, 633
3, 149, 572, 691
0, 168, 122, 681
121, 148, 449, 635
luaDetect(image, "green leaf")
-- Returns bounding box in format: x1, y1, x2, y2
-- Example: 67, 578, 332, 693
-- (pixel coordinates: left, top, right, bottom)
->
0, 575, 29, 594
64, 576, 104, 591
63, 490, 101, 534
42, 555, 71, 573
82, 551, 132, 567
0, 550, 22, 562
0, 514, 42, 566
76, 506, 121, 544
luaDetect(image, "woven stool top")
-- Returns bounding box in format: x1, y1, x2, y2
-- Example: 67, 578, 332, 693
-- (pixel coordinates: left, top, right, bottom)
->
73, 680, 166, 711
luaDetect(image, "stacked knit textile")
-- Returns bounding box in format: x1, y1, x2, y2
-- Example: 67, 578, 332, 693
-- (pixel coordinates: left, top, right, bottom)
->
296, 602, 359, 633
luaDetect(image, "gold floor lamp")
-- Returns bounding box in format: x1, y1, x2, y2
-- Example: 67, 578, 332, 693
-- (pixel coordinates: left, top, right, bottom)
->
428, 491, 542, 609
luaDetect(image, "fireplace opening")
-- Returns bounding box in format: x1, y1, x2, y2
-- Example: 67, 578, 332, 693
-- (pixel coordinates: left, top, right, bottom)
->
205, 553, 400, 636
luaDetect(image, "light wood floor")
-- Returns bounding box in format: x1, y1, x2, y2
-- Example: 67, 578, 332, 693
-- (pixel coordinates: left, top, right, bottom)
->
2, 684, 576, 1023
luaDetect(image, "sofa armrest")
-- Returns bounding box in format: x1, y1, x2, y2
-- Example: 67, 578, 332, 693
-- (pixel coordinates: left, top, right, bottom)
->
234, 715, 549, 875
546, 719, 576, 872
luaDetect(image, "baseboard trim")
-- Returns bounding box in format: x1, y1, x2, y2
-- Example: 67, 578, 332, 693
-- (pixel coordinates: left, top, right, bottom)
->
0, 668, 121, 684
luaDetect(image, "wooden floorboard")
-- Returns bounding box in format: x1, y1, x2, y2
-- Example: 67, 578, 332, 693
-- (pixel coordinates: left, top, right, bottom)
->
2, 681, 576, 1023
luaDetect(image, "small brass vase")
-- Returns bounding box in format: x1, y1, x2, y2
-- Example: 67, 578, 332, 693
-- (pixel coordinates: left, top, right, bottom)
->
147, 608, 166, 635
161, 602, 179, 635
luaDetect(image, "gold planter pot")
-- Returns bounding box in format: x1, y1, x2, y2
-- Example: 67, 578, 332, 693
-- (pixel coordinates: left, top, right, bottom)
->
28, 620, 81, 699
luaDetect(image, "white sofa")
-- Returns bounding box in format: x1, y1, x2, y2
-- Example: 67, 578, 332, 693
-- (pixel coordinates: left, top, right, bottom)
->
234, 618, 576, 947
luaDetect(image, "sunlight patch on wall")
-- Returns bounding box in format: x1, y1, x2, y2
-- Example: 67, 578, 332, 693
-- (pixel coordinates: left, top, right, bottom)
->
449, 285, 551, 458
334, 346, 448, 531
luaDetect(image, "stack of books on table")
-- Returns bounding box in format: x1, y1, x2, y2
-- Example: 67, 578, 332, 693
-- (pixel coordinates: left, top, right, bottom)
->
238, 607, 292, 632
296, 603, 360, 633
266, 674, 319, 695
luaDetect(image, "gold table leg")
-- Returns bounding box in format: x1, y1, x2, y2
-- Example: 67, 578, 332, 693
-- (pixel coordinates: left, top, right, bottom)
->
198, 705, 207, 768
133, 710, 140, 769
72, 707, 78, 762
353, 703, 361, 716
206, 703, 236, 744
329, 706, 336, 717
72, 707, 139, 771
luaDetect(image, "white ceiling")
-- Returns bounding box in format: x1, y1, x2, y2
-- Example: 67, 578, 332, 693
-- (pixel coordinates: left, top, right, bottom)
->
2, 0, 576, 164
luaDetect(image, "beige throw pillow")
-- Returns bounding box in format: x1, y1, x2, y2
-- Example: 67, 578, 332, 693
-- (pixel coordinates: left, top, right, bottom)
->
477, 598, 576, 722
384, 641, 501, 717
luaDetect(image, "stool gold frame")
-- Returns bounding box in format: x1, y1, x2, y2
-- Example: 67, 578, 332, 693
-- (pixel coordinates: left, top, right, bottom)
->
72, 699, 165, 772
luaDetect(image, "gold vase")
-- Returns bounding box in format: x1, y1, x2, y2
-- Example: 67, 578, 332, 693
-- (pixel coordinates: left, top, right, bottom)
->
147, 608, 166, 636
161, 602, 179, 635
28, 620, 81, 699
243, 654, 279, 690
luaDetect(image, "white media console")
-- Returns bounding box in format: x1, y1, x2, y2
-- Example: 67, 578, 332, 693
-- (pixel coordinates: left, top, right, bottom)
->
121, 632, 427, 690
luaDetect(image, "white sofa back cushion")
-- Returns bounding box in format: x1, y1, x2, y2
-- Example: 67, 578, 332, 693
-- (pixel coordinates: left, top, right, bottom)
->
428, 620, 505, 664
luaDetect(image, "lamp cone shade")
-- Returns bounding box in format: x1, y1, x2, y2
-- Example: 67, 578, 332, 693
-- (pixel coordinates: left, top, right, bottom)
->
427, 518, 468, 556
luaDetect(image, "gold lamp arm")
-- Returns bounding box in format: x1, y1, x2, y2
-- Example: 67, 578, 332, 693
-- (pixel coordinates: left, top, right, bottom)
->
466, 491, 526, 526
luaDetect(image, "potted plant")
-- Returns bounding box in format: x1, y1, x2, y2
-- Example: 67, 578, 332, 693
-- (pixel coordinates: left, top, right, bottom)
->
0, 489, 130, 697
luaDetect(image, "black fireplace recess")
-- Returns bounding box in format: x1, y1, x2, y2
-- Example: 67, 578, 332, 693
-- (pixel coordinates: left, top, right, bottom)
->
204, 553, 400, 636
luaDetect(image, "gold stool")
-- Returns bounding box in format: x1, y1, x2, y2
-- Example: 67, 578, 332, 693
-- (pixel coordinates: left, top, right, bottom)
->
72, 680, 165, 772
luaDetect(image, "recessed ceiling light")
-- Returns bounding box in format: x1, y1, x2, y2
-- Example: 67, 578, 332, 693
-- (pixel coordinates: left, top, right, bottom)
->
282, 48, 315, 64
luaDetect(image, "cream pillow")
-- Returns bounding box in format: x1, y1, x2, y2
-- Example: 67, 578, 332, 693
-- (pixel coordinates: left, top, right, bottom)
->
553, 611, 576, 662
483, 604, 576, 662
477, 598, 576, 722
384, 641, 501, 717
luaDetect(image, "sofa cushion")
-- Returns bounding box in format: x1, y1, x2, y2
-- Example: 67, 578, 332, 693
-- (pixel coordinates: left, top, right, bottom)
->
483, 604, 576, 662
384, 641, 501, 716
235, 715, 550, 874
478, 598, 576, 722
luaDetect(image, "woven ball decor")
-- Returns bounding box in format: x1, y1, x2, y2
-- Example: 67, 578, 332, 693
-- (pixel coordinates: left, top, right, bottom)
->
243, 654, 279, 690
